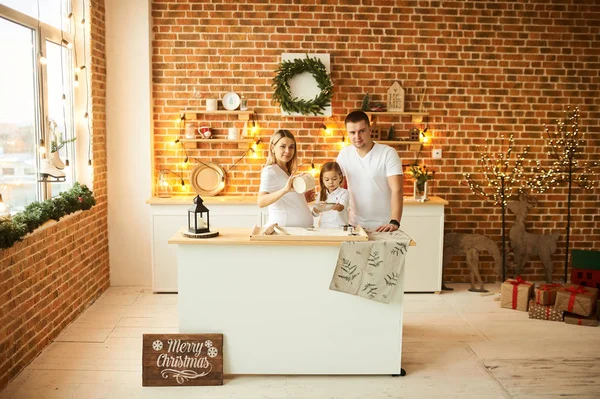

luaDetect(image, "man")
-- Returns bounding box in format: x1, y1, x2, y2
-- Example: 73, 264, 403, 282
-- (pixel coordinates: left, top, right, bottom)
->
336, 110, 404, 232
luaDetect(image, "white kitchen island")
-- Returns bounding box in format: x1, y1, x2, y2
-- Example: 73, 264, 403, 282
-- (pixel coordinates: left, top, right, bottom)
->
168, 228, 413, 375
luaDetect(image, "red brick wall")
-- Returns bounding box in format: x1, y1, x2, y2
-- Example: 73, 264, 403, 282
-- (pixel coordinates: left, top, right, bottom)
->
151, 0, 600, 282
0, 0, 109, 390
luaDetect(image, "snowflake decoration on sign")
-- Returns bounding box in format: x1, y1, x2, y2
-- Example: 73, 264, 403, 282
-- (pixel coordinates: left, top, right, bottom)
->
152, 340, 163, 351
204, 340, 213, 348
207, 347, 218, 358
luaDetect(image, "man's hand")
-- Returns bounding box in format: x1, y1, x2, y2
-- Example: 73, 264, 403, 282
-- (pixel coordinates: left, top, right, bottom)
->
375, 223, 399, 232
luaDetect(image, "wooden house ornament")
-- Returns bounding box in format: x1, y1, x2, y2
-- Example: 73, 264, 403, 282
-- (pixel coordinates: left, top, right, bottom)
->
387, 82, 405, 112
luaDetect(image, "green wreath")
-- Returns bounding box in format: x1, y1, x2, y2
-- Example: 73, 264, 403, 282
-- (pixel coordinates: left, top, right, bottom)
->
272, 55, 333, 116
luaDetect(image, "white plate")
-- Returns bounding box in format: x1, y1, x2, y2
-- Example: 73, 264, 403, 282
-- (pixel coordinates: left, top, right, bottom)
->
222, 92, 241, 111
314, 202, 336, 212
190, 162, 226, 196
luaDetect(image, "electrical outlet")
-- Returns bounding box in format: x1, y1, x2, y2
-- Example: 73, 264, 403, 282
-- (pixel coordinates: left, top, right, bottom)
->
432, 148, 442, 159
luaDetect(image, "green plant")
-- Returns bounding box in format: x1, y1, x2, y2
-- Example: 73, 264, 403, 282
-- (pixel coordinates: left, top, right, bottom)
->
361, 93, 370, 111
409, 164, 434, 192
49, 119, 76, 153
0, 182, 96, 250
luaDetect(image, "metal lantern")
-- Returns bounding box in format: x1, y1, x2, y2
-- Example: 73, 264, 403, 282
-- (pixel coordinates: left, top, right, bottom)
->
188, 195, 210, 234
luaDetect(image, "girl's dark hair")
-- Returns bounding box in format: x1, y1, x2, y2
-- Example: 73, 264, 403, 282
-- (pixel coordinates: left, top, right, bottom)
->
319, 161, 344, 202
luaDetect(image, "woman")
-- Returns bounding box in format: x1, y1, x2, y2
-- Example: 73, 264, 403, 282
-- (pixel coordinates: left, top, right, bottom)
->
257, 130, 314, 227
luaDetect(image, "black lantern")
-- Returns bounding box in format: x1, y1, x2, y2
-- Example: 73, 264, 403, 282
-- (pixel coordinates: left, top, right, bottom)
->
188, 195, 210, 234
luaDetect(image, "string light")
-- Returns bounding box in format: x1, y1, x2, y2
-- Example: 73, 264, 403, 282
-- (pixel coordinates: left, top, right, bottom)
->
39, 138, 46, 154
80, 0, 92, 166
420, 127, 429, 143
463, 135, 529, 207
61, 38, 72, 49
73, 74, 79, 87
526, 107, 598, 192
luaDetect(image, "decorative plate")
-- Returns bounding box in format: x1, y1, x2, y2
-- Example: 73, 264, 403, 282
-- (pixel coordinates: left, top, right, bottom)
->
222, 92, 241, 111
190, 162, 226, 196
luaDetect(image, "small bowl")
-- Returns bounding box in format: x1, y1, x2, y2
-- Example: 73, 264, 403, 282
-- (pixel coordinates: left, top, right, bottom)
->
314, 202, 336, 212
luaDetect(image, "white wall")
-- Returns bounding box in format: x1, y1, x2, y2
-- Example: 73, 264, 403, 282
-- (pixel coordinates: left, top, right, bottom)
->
105, 0, 153, 286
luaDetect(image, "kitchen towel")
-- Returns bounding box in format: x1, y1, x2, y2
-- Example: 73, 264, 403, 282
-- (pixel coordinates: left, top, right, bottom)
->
329, 229, 412, 304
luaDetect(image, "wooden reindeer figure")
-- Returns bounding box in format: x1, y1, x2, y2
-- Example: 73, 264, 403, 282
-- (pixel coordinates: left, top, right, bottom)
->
507, 193, 560, 282
443, 233, 502, 292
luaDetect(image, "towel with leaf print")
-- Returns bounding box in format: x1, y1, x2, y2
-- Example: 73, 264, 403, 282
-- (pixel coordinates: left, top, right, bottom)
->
329, 229, 412, 304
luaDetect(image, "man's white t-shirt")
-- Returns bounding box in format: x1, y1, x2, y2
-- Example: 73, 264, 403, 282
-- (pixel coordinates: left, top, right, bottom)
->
315, 187, 350, 228
259, 165, 314, 227
336, 143, 403, 228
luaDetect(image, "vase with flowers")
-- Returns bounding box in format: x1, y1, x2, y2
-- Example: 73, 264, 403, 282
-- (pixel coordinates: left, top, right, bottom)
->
409, 164, 434, 201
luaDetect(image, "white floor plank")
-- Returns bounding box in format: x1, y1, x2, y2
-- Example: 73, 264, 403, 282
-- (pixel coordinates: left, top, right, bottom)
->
2, 284, 600, 398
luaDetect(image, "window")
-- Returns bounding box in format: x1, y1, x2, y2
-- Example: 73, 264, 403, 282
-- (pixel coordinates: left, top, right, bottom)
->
0, 1, 80, 214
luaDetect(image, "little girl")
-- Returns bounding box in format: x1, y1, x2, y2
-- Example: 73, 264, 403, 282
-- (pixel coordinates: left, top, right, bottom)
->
313, 161, 349, 229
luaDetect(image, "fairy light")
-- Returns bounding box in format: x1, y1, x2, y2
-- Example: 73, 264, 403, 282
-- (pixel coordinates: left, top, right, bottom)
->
39, 138, 46, 154
463, 135, 529, 207
73, 74, 79, 88
526, 107, 598, 192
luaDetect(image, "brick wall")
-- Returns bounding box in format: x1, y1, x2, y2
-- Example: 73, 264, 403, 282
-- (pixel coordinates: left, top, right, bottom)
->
151, 0, 600, 282
0, 0, 109, 390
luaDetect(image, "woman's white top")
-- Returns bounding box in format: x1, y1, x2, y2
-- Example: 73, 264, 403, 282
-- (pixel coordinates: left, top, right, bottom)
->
314, 187, 350, 229
259, 165, 314, 227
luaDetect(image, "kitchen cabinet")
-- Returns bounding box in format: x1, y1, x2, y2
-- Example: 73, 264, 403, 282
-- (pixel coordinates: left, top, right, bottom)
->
148, 197, 262, 292
170, 228, 408, 375
148, 196, 447, 293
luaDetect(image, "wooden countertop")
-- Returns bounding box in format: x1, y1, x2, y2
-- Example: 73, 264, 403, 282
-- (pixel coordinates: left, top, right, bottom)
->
149, 195, 448, 206
168, 227, 417, 247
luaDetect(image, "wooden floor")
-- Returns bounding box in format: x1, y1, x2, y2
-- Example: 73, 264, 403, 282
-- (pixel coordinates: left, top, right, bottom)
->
2, 284, 599, 398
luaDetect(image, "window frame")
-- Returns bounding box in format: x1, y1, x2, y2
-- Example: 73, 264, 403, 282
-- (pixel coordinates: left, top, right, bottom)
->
0, 2, 80, 206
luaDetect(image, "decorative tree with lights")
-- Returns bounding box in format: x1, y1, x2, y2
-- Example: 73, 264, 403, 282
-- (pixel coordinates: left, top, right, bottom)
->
464, 136, 530, 281
526, 107, 599, 282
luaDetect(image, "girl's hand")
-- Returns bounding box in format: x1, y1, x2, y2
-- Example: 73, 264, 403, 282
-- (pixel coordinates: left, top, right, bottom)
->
332, 203, 344, 212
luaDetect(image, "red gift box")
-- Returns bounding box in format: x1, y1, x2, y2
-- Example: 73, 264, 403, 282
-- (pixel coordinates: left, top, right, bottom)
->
528, 300, 564, 322
564, 312, 598, 327
554, 284, 599, 317
535, 283, 562, 306
501, 276, 534, 312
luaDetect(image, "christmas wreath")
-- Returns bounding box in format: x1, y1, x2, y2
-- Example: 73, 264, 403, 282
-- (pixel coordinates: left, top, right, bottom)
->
272, 55, 333, 116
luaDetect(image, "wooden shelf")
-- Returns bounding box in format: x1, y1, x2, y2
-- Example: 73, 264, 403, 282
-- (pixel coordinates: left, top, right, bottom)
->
183, 109, 254, 121
376, 140, 423, 150
180, 138, 256, 143
366, 111, 428, 123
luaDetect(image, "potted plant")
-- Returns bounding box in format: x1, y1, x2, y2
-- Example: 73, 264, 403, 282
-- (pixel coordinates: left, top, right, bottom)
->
409, 164, 434, 201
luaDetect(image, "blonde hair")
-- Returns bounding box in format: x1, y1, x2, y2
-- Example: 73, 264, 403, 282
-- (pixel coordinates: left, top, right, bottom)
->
319, 161, 344, 202
266, 129, 298, 173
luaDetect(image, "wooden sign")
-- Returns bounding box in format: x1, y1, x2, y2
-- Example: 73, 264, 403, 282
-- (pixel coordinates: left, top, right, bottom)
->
387, 81, 405, 112
142, 334, 223, 386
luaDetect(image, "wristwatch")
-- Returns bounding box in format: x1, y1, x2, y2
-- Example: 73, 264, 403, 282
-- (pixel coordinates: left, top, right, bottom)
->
389, 219, 400, 228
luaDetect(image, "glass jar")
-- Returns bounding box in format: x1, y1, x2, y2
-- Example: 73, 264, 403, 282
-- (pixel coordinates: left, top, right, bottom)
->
156, 170, 173, 198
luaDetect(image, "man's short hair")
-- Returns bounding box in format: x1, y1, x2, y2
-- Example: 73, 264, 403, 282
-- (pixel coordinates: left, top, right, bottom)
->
344, 110, 370, 127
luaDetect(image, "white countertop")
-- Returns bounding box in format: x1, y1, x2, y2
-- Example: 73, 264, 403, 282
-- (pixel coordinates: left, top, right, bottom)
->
149, 195, 448, 206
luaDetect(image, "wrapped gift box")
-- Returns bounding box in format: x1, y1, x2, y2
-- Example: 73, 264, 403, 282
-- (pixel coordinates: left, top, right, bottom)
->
535, 283, 562, 306
564, 312, 598, 327
554, 284, 598, 317
528, 300, 564, 322
501, 277, 534, 312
